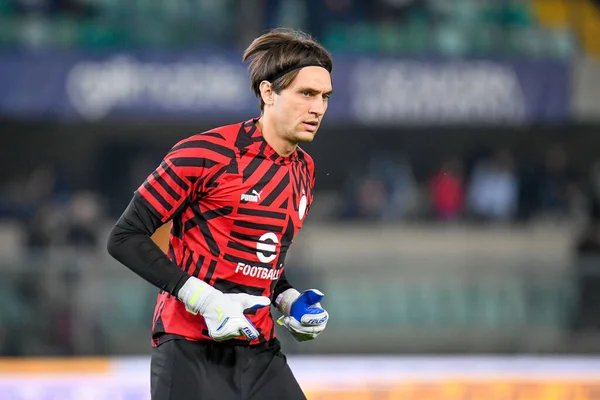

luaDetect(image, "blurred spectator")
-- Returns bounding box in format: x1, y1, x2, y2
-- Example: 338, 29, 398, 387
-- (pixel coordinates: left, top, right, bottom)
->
266, 0, 368, 40
353, 177, 389, 220
15, 0, 96, 17
489, 0, 535, 27
467, 150, 518, 222
537, 144, 577, 218
381, 154, 419, 220
64, 191, 103, 249
589, 159, 600, 223
516, 158, 542, 222
573, 159, 600, 333
340, 153, 417, 221
23, 203, 62, 249
574, 158, 600, 253
97, 143, 161, 217
370, 0, 423, 22
17, 164, 72, 249
265, 0, 309, 35
429, 157, 465, 221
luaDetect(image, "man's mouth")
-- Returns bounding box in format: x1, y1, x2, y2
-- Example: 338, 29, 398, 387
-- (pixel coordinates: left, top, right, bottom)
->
302, 121, 319, 131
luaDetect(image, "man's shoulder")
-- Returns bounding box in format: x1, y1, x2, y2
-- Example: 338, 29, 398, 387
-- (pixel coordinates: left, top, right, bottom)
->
169, 120, 250, 155
165, 122, 247, 166
206, 121, 248, 140
179, 121, 245, 146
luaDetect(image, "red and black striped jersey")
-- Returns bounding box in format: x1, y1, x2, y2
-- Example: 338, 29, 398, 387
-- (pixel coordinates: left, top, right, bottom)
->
136, 118, 315, 346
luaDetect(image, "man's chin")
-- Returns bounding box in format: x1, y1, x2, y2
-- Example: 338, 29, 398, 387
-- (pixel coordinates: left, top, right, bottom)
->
295, 131, 317, 143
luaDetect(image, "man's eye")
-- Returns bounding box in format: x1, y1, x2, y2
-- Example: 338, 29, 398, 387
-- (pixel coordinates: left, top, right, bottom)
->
302, 91, 311, 97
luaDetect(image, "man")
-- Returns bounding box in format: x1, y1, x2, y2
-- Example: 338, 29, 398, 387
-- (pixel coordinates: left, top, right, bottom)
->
106, 27, 333, 400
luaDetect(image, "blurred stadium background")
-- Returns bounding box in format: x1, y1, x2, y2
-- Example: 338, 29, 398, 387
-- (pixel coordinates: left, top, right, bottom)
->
2, 0, 600, 398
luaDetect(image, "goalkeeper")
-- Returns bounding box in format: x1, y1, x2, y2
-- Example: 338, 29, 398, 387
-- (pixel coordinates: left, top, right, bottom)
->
107, 27, 332, 400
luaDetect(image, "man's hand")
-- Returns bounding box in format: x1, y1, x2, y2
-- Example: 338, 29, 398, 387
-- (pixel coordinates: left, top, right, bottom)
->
276, 289, 329, 342
178, 277, 270, 341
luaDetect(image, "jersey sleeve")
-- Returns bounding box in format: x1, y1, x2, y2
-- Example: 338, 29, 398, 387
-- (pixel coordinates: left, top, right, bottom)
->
136, 134, 234, 223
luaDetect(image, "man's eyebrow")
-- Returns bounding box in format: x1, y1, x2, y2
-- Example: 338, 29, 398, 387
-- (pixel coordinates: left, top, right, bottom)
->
297, 87, 319, 93
298, 87, 333, 95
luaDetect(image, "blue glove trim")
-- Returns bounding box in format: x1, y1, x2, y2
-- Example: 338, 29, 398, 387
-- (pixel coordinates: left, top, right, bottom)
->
290, 289, 325, 322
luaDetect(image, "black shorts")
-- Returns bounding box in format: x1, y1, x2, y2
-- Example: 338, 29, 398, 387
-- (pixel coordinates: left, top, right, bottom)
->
150, 337, 307, 400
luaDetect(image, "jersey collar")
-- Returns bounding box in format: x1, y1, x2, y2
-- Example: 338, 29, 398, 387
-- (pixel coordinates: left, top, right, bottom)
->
243, 118, 299, 165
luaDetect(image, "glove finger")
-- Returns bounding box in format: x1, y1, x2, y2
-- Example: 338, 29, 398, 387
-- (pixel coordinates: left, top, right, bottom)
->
278, 316, 296, 332
278, 315, 291, 328
210, 320, 242, 341
284, 316, 320, 334
290, 290, 326, 322
239, 317, 260, 341
287, 318, 323, 339
296, 321, 326, 334
228, 294, 271, 311
306, 289, 324, 303
210, 318, 261, 342
297, 289, 324, 307
300, 309, 329, 326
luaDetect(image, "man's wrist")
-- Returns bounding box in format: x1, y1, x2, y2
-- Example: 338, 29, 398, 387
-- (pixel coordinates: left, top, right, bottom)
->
275, 288, 300, 316
177, 276, 215, 314
172, 273, 193, 297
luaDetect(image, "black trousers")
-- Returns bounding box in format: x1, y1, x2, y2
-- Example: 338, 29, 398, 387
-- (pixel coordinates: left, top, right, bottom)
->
150, 338, 307, 400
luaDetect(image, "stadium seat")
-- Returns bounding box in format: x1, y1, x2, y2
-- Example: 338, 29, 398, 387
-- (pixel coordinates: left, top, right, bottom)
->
76, 19, 127, 48
0, 16, 19, 46
0, 281, 20, 327
53, 17, 79, 48
433, 23, 472, 56
0, 0, 13, 14
18, 16, 53, 48
532, 0, 570, 28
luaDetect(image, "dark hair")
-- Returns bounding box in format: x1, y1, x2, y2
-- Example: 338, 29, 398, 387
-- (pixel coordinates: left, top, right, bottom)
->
242, 28, 333, 111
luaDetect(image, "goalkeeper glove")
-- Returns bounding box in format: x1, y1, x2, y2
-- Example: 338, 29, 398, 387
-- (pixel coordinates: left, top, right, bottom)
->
276, 288, 328, 342
178, 276, 270, 341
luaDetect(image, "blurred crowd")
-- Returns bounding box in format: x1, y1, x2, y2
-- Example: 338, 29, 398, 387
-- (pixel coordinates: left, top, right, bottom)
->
0, 164, 104, 251
1, 0, 599, 358
1, 0, 593, 58
340, 144, 598, 228
3, 142, 600, 356
1, 142, 599, 253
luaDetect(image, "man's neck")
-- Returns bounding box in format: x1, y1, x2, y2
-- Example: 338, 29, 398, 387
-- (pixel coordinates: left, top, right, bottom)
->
256, 117, 297, 157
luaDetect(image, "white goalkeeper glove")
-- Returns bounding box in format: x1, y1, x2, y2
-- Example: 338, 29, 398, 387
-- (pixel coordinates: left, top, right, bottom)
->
276, 288, 328, 342
177, 276, 270, 341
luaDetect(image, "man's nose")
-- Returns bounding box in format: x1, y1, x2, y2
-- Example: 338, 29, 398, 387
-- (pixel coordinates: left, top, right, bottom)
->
309, 98, 326, 116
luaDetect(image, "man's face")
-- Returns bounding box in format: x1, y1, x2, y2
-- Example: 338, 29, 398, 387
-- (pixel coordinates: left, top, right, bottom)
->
272, 66, 332, 144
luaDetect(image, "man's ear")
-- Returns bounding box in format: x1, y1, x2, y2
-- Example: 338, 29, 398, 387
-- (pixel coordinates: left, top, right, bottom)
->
259, 81, 274, 106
